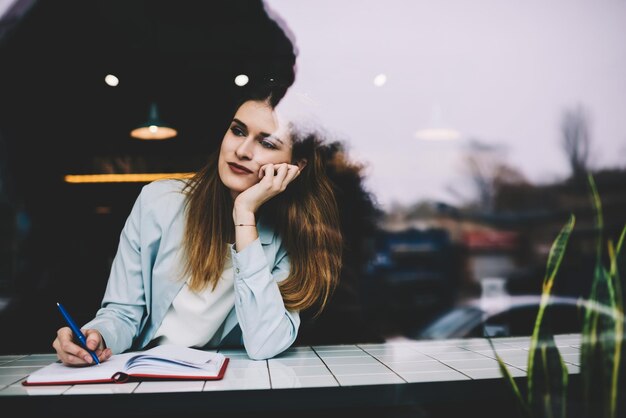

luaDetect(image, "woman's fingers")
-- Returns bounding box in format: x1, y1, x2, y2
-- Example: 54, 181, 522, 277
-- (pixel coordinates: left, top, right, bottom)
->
273, 163, 290, 188
84, 329, 104, 351
276, 164, 302, 191
53, 327, 108, 366
234, 162, 302, 213
259, 163, 299, 191
283, 164, 301, 185
259, 163, 275, 181
53, 327, 90, 366
100, 348, 113, 362
258, 163, 269, 179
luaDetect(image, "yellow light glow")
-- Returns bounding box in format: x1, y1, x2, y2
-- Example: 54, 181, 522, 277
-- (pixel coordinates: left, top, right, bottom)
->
64, 173, 195, 184
130, 125, 178, 140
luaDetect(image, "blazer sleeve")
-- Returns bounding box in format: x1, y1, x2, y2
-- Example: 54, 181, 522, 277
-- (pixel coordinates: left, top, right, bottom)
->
230, 238, 300, 360
82, 186, 152, 354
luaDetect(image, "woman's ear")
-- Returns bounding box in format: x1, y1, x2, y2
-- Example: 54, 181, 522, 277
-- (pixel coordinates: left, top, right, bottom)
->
295, 158, 308, 171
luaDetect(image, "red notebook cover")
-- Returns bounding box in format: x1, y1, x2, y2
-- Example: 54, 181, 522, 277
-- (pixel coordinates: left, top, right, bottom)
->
23, 358, 229, 386
22, 345, 229, 386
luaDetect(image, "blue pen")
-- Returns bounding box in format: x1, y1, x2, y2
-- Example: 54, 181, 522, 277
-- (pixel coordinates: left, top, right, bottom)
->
56, 302, 100, 365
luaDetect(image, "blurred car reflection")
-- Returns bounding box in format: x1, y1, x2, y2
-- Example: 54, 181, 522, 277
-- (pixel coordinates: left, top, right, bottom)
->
413, 294, 622, 340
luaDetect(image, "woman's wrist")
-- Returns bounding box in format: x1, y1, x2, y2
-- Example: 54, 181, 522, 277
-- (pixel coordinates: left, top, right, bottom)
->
232, 207, 258, 252
233, 207, 256, 226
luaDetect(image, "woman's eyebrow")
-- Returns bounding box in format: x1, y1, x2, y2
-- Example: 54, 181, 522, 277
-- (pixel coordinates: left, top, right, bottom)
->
232, 118, 247, 130
233, 118, 284, 144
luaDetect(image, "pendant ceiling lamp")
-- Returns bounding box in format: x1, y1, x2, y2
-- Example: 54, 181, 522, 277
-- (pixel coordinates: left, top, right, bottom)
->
130, 102, 177, 140
414, 104, 461, 141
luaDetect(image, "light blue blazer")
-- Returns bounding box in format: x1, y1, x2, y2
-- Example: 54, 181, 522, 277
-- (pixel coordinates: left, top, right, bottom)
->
83, 179, 300, 360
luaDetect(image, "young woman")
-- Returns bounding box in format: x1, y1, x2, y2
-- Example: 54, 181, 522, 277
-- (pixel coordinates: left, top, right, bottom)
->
52, 90, 343, 364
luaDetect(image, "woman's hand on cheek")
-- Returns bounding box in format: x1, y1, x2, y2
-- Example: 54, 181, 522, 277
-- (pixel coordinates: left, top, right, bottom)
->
233, 163, 301, 214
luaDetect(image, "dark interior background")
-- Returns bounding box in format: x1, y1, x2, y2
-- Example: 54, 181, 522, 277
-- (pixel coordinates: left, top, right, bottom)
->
0, 0, 318, 353
1, 1, 624, 356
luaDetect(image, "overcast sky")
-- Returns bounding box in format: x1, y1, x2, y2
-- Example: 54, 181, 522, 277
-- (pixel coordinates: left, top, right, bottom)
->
264, 0, 626, 210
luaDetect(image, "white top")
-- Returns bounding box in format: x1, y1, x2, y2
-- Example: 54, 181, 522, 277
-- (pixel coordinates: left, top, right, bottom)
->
153, 254, 235, 347
85, 179, 300, 360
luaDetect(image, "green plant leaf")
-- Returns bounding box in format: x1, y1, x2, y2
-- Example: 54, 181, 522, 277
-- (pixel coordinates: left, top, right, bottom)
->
580, 175, 625, 418
488, 338, 532, 418
482, 174, 624, 418
528, 337, 569, 418
527, 214, 575, 414
580, 174, 601, 417
605, 229, 625, 418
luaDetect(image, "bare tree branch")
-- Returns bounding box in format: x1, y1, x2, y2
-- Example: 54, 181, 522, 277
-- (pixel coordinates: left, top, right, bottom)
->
561, 104, 591, 178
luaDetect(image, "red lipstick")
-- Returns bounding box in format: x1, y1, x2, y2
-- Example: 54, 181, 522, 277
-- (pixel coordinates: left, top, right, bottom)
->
228, 162, 253, 174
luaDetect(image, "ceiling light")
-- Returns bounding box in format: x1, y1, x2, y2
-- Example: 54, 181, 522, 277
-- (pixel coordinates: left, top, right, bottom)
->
234, 74, 249, 86
373, 74, 387, 87
414, 128, 462, 141
415, 104, 461, 141
130, 102, 177, 140
104, 74, 119, 87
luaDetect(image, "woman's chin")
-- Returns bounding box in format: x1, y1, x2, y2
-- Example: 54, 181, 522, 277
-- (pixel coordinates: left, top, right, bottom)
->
224, 181, 252, 196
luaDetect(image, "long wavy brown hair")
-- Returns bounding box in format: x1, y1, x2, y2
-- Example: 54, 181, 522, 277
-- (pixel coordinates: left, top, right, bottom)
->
179, 115, 343, 316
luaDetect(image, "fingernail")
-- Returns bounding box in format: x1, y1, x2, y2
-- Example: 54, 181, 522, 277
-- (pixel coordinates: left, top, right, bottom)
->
84, 355, 92, 363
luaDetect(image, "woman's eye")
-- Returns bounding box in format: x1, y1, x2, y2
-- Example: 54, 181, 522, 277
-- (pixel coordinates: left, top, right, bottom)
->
260, 140, 277, 149
230, 126, 246, 137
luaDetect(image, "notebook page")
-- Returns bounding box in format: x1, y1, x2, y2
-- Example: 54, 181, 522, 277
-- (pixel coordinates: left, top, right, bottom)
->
25, 352, 135, 384
123, 344, 225, 376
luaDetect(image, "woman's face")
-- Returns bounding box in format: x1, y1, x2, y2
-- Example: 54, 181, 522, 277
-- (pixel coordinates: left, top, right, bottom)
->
218, 100, 293, 197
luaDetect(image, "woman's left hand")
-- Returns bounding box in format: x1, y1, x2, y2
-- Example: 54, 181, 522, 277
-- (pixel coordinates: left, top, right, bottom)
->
233, 163, 301, 216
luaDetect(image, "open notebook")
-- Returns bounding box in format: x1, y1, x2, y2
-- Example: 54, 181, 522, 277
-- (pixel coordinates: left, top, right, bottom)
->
23, 344, 229, 386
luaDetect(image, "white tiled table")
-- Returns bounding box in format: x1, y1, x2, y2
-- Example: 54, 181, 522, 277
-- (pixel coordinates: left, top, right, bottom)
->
0, 334, 582, 417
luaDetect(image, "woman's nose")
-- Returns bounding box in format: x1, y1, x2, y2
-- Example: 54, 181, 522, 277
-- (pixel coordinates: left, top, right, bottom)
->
235, 136, 254, 160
